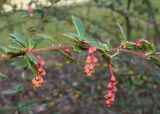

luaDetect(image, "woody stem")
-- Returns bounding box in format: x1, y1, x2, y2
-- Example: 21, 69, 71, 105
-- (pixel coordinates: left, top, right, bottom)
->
0, 44, 160, 62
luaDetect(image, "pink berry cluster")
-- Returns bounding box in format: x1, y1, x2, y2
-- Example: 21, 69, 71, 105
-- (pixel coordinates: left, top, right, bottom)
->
28, 5, 33, 17
63, 48, 72, 56
25, 49, 46, 89
135, 39, 143, 47
104, 64, 117, 107
84, 46, 98, 77
35, 55, 46, 77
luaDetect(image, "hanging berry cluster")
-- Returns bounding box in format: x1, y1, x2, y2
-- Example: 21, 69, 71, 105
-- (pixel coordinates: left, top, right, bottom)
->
84, 46, 98, 77
28, 5, 33, 17
25, 49, 46, 89
105, 64, 117, 107
82, 45, 117, 107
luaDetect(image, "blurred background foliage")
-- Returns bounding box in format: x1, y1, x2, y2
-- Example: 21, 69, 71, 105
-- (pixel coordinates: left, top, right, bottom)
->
0, 0, 160, 114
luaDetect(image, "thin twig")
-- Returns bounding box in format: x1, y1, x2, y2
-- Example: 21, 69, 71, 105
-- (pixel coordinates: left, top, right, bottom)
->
0, 44, 160, 63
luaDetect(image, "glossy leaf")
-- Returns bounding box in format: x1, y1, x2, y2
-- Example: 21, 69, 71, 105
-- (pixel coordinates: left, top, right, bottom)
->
150, 55, 160, 67
11, 59, 28, 69
7, 45, 23, 51
58, 51, 78, 66
25, 56, 37, 75
19, 101, 36, 112
82, 36, 108, 50
64, 33, 79, 41
72, 16, 86, 40
27, 54, 38, 64
1, 84, 22, 95
0, 46, 10, 53
117, 23, 127, 42
28, 38, 36, 49
0, 72, 8, 79
10, 33, 27, 48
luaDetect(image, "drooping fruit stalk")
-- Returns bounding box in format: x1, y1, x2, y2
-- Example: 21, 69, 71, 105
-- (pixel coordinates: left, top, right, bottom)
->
84, 46, 98, 77
104, 63, 117, 107
25, 49, 46, 89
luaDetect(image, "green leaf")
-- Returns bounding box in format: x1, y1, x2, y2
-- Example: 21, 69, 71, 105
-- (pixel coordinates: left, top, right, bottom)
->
11, 59, 28, 69
8, 45, 23, 51
27, 26, 37, 32
19, 101, 35, 112
25, 56, 37, 75
0, 46, 10, 53
150, 55, 160, 67
151, 44, 157, 53
58, 51, 78, 66
0, 72, 8, 79
117, 23, 127, 42
83, 36, 109, 50
21, 12, 29, 18
125, 41, 136, 49
5, 104, 18, 110
110, 49, 120, 58
72, 16, 86, 40
27, 54, 38, 64
28, 38, 36, 49
71, 16, 108, 50
73, 45, 81, 53
64, 33, 79, 41
143, 40, 157, 54
10, 33, 27, 48
1, 84, 22, 95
